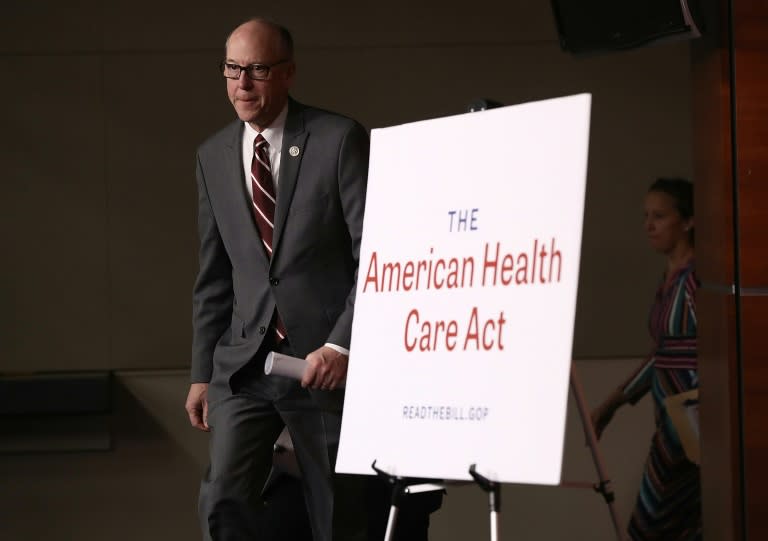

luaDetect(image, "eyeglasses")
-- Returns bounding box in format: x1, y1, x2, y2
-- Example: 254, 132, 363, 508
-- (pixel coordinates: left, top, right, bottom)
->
220, 60, 291, 81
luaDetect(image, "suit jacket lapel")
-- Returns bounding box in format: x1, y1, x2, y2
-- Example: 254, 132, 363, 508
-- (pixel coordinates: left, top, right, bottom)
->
221, 120, 271, 270
273, 99, 307, 257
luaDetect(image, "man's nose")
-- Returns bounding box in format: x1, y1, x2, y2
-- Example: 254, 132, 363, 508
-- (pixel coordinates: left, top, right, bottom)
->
237, 71, 253, 89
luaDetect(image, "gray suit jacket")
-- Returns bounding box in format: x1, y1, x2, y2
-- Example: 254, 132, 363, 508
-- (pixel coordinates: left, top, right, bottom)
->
191, 99, 369, 389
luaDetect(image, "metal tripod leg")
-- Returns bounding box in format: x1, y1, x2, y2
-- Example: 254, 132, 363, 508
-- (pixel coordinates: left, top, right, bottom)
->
469, 464, 501, 541
384, 499, 400, 541
372, 461, 404, 541
371, 461, 447, 541
569, 365, 627, 541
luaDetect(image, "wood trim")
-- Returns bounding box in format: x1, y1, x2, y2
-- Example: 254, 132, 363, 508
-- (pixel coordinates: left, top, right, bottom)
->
698, 288, 742, 540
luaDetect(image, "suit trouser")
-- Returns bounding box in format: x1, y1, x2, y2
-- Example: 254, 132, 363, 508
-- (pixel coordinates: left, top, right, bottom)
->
198, 341, 367, 541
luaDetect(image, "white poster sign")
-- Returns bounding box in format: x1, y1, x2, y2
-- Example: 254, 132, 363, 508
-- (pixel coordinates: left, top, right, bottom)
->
336, 94, 592, 484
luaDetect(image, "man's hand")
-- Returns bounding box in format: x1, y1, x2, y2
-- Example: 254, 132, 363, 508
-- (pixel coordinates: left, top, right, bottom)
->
301, 346, 348, 390
185, 382, 210, 431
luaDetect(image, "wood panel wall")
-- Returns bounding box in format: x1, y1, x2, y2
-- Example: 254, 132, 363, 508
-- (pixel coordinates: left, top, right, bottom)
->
694, 0, 768, 538
733, 1, 768, 538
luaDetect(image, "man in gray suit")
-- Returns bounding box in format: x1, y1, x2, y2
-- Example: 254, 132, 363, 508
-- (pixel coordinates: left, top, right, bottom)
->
184, 17, 369, 541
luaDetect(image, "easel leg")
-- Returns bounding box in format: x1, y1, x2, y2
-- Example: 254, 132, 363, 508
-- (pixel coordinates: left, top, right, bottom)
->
490, 509, 499, 541
469, 464, 501, 541
570, 365, 627, 541
384, 503, 400, 541
372, 461, 404, 541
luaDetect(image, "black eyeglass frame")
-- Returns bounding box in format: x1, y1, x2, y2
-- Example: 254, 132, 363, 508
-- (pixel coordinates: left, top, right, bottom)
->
219, 59, 292, 81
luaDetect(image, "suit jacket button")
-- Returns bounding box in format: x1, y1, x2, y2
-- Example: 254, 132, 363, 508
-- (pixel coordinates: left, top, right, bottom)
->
259, 326, 266, 335
269, 277, 279, 286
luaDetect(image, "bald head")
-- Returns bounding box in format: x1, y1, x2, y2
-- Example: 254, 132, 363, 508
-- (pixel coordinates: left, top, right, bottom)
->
226, 18, 294, 61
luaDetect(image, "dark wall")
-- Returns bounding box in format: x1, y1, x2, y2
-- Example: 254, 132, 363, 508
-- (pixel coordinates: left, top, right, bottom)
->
1, 1, 692, 370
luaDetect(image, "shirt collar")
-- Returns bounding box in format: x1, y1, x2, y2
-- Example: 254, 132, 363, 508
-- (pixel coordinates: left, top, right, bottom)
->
244, 103, 289, 152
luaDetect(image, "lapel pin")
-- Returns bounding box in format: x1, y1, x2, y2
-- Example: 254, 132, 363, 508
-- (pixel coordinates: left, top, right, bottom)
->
289, 145, 300, 157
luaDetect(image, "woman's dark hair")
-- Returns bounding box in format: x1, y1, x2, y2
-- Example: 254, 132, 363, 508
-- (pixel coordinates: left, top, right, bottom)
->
648, 177, 694, 243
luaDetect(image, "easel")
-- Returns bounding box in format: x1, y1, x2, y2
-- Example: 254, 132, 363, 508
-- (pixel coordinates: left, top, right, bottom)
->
373, 364, 626, 541
367, 98, 617, 540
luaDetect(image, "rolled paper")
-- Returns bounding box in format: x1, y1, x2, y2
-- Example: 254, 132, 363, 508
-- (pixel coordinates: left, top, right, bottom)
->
264, 351, 346, 388
264, 351, 308, 380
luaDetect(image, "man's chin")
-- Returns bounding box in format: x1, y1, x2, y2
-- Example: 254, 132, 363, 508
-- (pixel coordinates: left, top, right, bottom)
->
235, 104, 263, 123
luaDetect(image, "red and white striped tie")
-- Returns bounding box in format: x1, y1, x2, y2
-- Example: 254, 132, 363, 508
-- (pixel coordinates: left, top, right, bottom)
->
251, 134, 287, 342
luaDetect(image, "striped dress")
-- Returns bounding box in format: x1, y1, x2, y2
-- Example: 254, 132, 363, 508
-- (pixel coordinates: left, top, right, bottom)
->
622, 261, 701, 540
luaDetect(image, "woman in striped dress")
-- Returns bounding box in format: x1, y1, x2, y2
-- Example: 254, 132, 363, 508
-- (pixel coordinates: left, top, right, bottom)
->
592, 178, 700, 540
